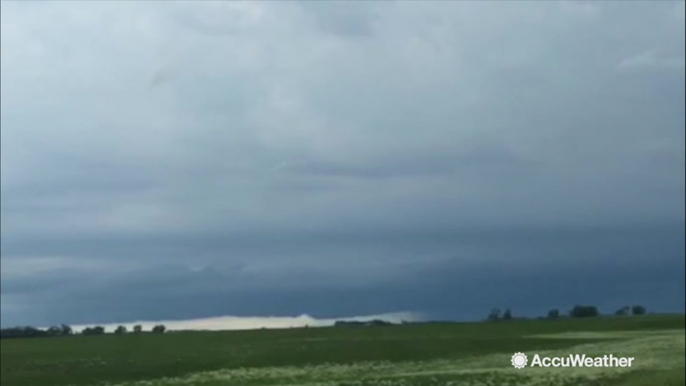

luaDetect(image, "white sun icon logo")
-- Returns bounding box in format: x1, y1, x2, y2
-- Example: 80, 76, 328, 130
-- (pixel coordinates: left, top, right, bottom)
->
511, 352, 528, 369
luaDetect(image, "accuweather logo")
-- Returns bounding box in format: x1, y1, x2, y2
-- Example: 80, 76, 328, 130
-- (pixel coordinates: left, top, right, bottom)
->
511, 352, 528, 369
510, 352, 635, 369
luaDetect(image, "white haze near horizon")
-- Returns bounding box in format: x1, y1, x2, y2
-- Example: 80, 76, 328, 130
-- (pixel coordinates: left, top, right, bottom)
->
64, 311, 424, 333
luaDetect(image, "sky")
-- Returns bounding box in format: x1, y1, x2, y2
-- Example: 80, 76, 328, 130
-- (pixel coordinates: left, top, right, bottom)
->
1, 1, 684, 329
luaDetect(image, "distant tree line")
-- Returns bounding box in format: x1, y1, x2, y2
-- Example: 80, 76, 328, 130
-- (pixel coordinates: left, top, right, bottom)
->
0, 324, 73, 339
0, 304, 652, 339
334, 319, 394, 327
487, 305, 647, 321
0, 323, 167, 339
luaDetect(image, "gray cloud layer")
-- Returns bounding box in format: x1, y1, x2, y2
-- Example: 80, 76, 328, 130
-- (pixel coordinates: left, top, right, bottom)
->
1, 1, 684, 327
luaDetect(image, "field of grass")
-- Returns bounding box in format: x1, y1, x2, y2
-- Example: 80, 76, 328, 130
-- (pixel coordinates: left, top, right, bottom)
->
1, 315, 684, 386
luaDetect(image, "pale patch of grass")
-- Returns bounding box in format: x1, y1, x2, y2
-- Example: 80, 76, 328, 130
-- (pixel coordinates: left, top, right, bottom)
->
104, 329, 684, 386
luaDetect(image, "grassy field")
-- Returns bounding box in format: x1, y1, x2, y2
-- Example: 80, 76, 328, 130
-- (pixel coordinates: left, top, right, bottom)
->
1, 315, 684, 386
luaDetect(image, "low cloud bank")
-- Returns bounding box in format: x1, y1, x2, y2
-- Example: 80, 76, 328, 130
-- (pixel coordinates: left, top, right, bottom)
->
69, 311, 424, 333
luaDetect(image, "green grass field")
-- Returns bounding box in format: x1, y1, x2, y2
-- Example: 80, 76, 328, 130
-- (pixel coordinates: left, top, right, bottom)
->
1, 315, 684, 386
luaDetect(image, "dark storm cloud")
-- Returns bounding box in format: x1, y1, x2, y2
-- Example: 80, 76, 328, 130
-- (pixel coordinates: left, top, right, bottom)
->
2, 224, 683, 326
1, 1, 684, 327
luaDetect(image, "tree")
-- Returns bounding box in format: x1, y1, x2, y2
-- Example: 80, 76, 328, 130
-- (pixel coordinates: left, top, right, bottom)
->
487, 309, 501, 322
60, 324, 73, 336
47, 326, 63, 337
632, 305, 646, 315
133, 325, 143, 334
152, 325, 166, 334
570, 305, 599, 318
615, 306, 631, 316
114, 325, 127, 335
547, 309, 560, 320
502, 309, 512, 321
82, 326, 105, 336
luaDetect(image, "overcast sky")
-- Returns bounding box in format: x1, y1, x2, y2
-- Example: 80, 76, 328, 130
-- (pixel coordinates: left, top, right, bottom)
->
1, 1, 684, 328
